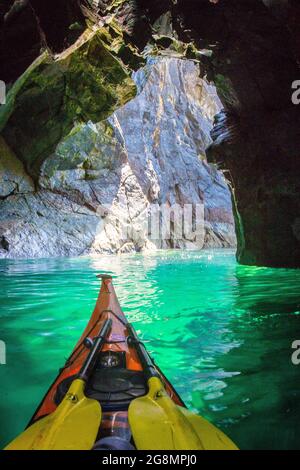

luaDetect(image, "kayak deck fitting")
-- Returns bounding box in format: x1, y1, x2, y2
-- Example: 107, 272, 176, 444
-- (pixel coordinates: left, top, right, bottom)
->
5, 275, 238, 450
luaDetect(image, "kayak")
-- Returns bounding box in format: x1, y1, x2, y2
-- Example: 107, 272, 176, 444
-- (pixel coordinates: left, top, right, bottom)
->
5, 274, 238, 450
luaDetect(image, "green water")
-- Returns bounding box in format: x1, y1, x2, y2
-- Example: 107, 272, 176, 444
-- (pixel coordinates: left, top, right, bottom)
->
0, 249, 300, 449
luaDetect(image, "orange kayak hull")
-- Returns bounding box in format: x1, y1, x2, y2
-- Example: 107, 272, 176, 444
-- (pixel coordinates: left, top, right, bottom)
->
30, 276, 184, 424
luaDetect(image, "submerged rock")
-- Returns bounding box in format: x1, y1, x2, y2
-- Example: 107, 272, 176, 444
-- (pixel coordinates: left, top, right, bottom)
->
0, 58, 236, 258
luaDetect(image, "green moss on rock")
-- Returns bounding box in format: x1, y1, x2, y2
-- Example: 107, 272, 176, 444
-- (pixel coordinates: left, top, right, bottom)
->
0, 28, 137, 178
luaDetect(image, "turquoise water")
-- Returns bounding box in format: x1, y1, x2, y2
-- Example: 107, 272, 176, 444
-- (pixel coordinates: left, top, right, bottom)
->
0, 249, 300, 449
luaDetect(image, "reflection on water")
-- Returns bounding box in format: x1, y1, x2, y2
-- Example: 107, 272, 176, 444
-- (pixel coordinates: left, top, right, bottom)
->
0, 250, 300, 449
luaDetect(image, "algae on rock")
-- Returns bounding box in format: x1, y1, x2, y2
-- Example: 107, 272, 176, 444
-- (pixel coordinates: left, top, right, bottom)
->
0, 28, 137, 178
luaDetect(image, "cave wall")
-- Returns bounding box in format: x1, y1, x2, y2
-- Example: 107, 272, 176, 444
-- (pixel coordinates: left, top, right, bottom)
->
0, 24, 140, 179
0, 58, 236, 258
178, 0, 300, 267
0, 0, 85, 84
175, 0, 300, 267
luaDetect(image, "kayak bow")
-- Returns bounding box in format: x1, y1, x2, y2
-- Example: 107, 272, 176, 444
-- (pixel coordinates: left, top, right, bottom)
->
4, 274, 238, 451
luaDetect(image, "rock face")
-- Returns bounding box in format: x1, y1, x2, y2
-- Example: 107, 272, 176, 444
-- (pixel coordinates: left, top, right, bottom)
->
189, 0, 300, 268
1, 0, 300, 266
0, 58, 236, 258
90, 58, 235, 253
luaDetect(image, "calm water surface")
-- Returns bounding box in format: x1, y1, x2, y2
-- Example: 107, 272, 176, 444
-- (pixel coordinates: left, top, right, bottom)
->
0, 250, 300, 449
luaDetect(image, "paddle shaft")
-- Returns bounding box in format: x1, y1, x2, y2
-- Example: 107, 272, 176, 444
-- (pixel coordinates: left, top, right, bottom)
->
127, 323, 158, 381
78, 318, 112, 382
